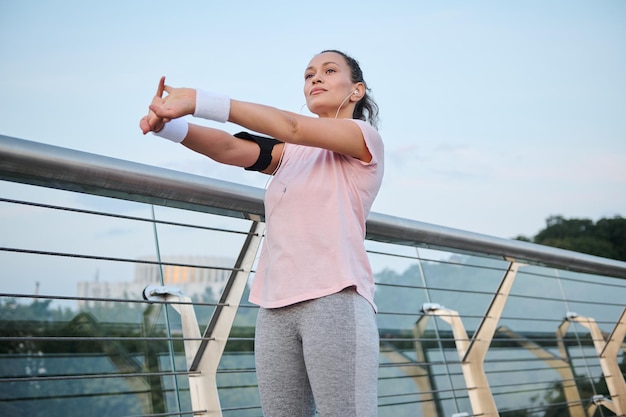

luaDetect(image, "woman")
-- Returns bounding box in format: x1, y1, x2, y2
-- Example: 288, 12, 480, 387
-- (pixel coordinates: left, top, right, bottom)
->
141, 49, 384, 417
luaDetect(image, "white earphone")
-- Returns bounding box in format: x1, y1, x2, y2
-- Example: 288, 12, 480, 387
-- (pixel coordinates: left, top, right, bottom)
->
335, 89, 361, 118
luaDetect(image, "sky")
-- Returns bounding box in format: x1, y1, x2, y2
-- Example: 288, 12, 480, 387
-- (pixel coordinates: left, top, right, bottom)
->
1, 0, 625, 243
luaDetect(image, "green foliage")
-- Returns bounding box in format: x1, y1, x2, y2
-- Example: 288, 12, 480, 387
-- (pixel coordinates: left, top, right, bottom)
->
0, 298, 74, 323
518, 215, 626, 261
0, 289, 259, 417
0, 298, 176, 417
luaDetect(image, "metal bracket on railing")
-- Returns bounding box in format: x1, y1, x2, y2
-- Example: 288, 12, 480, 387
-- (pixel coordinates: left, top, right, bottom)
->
592, 394, 611, 405
142, 284, 202, 370
142, 285, 184, 301
420, 302, 444, 313
587, 394, 617, 415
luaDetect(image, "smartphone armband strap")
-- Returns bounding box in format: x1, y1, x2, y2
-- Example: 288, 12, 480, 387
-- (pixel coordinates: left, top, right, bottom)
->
234, 131, 282, 171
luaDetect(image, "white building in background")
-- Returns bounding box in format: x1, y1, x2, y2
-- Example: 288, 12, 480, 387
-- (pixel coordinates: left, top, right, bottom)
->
77, 256, 234, 308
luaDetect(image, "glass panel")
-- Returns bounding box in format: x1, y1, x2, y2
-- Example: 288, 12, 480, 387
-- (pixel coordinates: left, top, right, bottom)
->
1, 176, 624, 417
0, 182, 255, 416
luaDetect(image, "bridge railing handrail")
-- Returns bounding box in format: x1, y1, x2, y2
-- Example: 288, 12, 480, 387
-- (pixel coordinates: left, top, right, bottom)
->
2, 133, 625, 279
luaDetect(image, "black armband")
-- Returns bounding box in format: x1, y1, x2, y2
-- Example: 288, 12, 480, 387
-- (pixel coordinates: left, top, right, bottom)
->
234, 131, 282, 172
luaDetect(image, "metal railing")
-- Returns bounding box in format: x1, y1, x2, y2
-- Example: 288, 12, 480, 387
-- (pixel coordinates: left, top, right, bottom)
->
1, 134, 625, 417
2, 135, 624, 278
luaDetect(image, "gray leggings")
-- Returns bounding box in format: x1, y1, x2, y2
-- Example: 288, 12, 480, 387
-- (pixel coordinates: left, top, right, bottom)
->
255, 287, 379, 417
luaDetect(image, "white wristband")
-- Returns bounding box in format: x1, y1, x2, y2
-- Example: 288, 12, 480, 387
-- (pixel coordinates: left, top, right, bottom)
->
194, 89, 230, 122
152, 118, 189, 143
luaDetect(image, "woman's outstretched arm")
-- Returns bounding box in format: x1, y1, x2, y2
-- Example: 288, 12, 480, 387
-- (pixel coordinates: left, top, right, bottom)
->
140, 77, 283, 174
183, 124, 284, 174
146, 77, 371, 163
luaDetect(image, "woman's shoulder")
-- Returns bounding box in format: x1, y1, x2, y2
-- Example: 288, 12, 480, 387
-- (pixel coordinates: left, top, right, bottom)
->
349, 118, 378, 131
350, 119, 383, 152
349, 119, 382, 142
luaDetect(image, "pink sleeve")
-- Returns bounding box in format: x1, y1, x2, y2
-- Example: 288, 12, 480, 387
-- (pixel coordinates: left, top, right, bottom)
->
351, 119, 384, 167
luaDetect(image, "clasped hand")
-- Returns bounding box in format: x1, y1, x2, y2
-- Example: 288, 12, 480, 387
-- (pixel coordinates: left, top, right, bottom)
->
139, 76, 196, 134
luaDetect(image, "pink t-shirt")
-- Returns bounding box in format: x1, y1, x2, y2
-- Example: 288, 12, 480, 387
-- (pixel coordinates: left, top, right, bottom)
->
248, 119, 384, 310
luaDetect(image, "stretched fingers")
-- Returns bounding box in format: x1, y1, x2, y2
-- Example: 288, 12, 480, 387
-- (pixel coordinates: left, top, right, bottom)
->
139, 115, 152, 134
156, 76, 166, 98
140, 76, 168, 134
140, 110, 169, 134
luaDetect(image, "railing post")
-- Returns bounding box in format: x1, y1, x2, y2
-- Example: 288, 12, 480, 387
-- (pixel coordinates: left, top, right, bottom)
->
566, 308, 626, 415
501, 325, 586, 417
142, 221, 264, 416
420, 260, 523, 417
189, 220, 265, 416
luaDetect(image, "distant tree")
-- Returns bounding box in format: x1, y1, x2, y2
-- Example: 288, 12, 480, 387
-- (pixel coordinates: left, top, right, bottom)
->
0, 298, 74, 323
516, 215, 626, 261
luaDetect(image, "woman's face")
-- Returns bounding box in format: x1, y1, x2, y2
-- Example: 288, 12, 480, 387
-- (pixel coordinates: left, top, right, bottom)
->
303, 51, 357, 118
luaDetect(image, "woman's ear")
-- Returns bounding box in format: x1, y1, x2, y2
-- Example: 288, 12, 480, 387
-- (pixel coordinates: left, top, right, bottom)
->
351, 83, 365, 101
